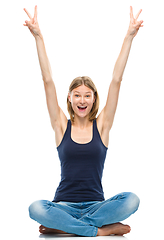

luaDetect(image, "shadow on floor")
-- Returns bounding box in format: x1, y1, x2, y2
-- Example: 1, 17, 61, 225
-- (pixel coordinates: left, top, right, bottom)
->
39, 233, 128, 239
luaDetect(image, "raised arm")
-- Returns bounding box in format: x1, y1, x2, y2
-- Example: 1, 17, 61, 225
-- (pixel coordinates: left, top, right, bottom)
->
23, 6, 67, 129
101, 6, 143, 130
112, 6, 143, 82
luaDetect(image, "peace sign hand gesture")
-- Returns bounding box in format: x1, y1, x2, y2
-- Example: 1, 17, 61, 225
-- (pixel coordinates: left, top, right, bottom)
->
127, 6, 144, 38
23, 5, 41, 38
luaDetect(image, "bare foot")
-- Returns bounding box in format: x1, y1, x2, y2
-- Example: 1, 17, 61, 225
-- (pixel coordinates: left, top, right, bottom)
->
39, 225, 67, 234
97, 222, 131, 236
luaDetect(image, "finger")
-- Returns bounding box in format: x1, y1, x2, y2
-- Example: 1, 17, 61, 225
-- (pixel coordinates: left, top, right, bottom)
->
24, 20, 33, 28
130, 6, 134, 20
23, 21, 29, 26
134, 20, 143, 29
138, 20, 144, 26
23, 8, 32, 19
34, 5, 37, 22
135, 9, 142, 20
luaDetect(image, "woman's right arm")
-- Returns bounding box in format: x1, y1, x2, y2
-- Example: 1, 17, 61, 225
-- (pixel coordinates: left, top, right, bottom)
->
35, 34, 62, 127
23, 6, 67, 130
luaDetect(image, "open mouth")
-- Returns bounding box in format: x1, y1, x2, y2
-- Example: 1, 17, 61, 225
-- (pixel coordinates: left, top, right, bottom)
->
78, 106, 87, 111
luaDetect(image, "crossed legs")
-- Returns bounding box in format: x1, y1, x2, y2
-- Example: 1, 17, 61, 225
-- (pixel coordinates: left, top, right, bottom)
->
29, 192, 140, 237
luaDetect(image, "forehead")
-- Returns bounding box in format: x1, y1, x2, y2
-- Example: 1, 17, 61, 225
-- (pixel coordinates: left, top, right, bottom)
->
72, 85, 93, 93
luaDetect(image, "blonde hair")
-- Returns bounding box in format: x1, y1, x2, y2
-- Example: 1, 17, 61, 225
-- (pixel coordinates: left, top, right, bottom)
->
67, 76, 100, 123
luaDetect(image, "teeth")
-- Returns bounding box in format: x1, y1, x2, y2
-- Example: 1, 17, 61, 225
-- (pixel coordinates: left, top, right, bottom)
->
78, 106, 87, 109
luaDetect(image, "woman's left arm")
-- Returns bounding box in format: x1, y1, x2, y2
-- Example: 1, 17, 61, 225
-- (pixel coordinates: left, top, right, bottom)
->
102, 6, 144, 130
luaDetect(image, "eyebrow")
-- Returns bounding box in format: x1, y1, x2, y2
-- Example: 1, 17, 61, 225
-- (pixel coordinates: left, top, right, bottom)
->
74, 91, 92, 93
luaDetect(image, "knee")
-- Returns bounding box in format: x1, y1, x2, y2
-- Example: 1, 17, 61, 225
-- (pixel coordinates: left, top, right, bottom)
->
126, 192, 140, 214
29, 200, 47, 221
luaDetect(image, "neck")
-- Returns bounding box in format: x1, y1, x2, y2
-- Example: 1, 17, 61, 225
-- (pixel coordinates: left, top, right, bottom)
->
73, 116, 92, 129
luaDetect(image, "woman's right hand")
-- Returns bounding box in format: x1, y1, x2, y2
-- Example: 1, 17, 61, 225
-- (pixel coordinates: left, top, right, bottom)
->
23, 5, 41, 38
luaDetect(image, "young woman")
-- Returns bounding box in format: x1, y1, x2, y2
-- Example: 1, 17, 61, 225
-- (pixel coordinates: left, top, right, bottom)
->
24, 5, 143, 237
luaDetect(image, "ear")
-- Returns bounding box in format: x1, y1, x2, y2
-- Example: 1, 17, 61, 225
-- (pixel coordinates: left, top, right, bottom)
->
68, 92, 71, 102
93, 95, 96, 103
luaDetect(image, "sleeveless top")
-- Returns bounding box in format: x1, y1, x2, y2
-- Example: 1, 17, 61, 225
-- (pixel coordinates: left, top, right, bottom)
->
52, 118, 108, 202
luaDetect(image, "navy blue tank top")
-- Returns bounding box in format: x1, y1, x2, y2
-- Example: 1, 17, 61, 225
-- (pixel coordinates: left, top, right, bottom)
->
52, 118, 108, 202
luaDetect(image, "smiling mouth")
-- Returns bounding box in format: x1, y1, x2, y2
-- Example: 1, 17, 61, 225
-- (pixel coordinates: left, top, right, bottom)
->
78, 106, 87, 111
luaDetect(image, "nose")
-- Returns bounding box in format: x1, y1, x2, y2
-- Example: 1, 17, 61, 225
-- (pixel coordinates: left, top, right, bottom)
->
80, 96, 85, 104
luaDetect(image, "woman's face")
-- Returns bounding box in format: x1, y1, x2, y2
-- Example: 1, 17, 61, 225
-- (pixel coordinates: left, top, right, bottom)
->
68, 84, 95, 119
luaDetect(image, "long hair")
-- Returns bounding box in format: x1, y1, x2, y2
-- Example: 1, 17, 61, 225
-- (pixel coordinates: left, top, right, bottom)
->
67, 76, 100, 123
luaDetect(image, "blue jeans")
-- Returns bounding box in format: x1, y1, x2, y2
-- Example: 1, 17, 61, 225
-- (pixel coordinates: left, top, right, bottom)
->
29, 192, 140, 237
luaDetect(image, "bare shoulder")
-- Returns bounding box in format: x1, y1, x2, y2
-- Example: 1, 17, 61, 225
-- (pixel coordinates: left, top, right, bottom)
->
51, 107, 68, 147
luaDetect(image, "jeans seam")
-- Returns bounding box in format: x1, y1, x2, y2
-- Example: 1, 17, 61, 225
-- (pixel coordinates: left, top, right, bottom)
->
87, 201, 109, 218
86, 193, 124, 218
93, 227, 98, 237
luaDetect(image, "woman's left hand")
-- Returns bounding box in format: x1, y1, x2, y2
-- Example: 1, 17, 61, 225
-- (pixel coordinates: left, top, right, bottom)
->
127, 6, 144, 38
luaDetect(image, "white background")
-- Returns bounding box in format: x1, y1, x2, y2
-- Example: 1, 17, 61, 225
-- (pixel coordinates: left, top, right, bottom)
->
1, 0, 163, 239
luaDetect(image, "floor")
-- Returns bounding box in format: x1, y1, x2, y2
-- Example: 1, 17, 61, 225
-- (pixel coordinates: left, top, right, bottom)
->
32, 233, 159, 240
21, 231, 156, 240
33, 234, 129, 240
39, 234, 128, 239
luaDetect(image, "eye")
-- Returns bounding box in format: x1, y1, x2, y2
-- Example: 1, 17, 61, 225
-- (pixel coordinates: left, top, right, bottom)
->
86, 95, 90, 98
75, 94, 79, 97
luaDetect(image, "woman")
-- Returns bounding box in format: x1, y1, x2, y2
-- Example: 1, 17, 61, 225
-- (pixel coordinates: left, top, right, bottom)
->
24, 5, 143, 237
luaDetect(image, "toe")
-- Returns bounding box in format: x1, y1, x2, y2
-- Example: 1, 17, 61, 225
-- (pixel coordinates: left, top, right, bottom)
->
125, 225, 131, 233
39, 225, 46, 234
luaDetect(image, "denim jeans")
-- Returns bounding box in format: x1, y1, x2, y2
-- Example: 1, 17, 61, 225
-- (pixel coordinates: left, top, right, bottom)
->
29, 192, 140, 237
